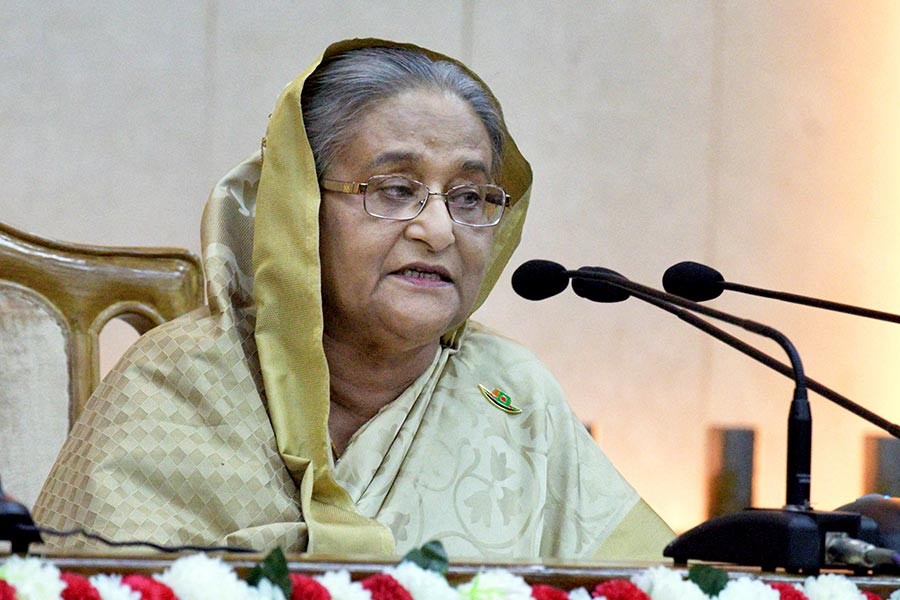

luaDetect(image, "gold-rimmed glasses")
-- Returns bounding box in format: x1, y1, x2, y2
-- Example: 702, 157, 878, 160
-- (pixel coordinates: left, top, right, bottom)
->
320, 175, 509, 227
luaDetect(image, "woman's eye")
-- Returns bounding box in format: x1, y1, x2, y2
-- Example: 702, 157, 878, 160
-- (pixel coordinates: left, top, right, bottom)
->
449, 188, 483, 209
378, 182, 417, 200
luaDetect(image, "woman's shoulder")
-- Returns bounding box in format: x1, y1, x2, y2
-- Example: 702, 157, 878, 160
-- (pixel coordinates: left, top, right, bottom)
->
105, 305, 255, 382
77, 305, 261, 428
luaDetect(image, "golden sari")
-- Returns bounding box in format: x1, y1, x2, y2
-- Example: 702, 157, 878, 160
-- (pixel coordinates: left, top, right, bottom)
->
34, 38, 672, 560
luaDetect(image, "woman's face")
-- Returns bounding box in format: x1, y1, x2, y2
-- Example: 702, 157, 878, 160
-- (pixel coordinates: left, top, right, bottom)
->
319, 88, 496, 350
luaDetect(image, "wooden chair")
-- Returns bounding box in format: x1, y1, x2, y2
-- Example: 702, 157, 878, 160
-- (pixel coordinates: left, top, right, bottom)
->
0, 222, 203, 507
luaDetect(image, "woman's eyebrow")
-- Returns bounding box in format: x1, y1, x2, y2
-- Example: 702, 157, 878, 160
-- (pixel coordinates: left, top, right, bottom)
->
459, 160, 490, 177
368, 151, 419, 170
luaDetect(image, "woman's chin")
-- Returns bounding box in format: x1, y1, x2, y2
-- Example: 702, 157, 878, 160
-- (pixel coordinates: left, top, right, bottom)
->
380, 309, 461, 346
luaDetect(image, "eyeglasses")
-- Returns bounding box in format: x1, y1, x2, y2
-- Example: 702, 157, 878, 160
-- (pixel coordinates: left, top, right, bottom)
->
320, 175, 510, 227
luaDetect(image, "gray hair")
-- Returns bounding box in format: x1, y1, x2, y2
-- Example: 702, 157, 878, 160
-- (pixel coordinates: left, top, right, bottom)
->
300, 46, 506, 177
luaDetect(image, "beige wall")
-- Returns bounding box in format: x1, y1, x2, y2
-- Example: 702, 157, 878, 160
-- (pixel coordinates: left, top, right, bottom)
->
3, 2, 900, 533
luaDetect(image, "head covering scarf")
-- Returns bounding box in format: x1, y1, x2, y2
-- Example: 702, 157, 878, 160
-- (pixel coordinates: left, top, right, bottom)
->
206, 38, 532, 554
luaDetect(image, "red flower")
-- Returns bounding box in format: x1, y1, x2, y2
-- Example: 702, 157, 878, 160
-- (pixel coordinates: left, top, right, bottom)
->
0, 580, 16, 600
121, 574, 178, 600
289, 573, 331, 600
60, 572, 101, 600
768, 582, 809, 600
862, 592, 882, 600
531, 583, 569, 600
361, 574, 412, 600
591, 579, 650, 600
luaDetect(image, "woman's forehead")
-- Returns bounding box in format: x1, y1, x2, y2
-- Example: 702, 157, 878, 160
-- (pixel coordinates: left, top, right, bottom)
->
340, 90, 492, 173
366, 151, 491, 178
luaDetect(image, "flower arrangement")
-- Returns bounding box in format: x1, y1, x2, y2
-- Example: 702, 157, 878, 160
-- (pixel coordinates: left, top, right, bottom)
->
1, 544, 898, 600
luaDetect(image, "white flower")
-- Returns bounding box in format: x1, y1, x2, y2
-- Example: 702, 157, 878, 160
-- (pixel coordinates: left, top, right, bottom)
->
457, 569, 532, 600
156, 553, 256, 600
315, 570, 371, 600
568, 587, 592, 600
717, 577, 780, 600
387, 562, 459, 600
888, 589, 900, 600
89, 574, 141, 600
802, 573, 866, 600
631, 566, 708, 600
251, 578, 287, 600
0, 555, 66, 600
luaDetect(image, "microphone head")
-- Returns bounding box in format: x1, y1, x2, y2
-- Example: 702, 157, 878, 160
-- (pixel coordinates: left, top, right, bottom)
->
571, 267, 630, 303
511, 259, 569, 300
663, 261, 725, 301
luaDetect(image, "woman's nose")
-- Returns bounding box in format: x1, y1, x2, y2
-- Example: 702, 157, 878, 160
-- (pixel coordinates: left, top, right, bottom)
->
404, 194, 455, 251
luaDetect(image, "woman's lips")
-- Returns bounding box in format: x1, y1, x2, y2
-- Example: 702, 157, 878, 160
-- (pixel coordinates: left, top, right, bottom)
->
391, 265, 453, 287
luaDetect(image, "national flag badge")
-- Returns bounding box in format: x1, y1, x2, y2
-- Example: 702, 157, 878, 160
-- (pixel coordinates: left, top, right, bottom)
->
478, 384, 522, 414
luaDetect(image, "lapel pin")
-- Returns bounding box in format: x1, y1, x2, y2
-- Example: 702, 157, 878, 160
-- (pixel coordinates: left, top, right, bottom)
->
478, 384, 522, 414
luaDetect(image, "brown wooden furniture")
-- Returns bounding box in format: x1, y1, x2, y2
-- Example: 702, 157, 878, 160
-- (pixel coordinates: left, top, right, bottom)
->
0, 221, 203, 424
0, 221, 203, 507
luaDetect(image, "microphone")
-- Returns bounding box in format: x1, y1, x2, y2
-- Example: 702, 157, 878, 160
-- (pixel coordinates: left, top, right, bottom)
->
662, 261, 724, 301
512, 259, 892, 571
663, 260, 900, 324
566, 264, 813, 509
571, 266, 631, 303
514, 259, 813, 507
513, 260, 900, 439
510, 259, 569, 300
511, 260, 629, 303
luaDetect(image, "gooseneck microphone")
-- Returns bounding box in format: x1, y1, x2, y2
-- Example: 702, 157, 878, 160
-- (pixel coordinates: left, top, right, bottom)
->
512, 259, 900, 437
513, 259, 812, 507
663, 261, 900, 324
511, 259, 899, 571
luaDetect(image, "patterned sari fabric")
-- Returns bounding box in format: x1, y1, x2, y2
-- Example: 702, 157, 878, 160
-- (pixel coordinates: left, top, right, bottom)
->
34, 38, 673, 560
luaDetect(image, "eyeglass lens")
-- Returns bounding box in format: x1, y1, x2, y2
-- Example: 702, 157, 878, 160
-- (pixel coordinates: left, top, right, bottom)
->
364, 176, 504, 226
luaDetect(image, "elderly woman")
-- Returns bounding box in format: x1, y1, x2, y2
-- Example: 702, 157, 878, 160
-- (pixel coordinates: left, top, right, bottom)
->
34, 39, 672, 560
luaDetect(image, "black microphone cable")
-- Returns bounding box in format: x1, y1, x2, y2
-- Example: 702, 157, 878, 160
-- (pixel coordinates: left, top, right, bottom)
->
1, 480, 256, 554
17, 523, 256, 553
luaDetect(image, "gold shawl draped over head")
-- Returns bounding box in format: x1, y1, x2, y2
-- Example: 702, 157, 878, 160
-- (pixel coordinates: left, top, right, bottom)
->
245, 38, 532, 554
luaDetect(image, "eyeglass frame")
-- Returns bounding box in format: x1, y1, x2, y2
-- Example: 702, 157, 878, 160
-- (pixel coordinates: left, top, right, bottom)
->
319, 175, 511, 228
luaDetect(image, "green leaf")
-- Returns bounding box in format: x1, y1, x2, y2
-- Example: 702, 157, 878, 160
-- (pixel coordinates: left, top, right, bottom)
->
246, 546, 292, 599
401, 539, 449, 574
688, 563, 729, 596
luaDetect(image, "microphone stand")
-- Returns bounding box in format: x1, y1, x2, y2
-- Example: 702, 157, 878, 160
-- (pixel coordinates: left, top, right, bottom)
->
570, 269, 883, 573
722, 281, 900, 324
